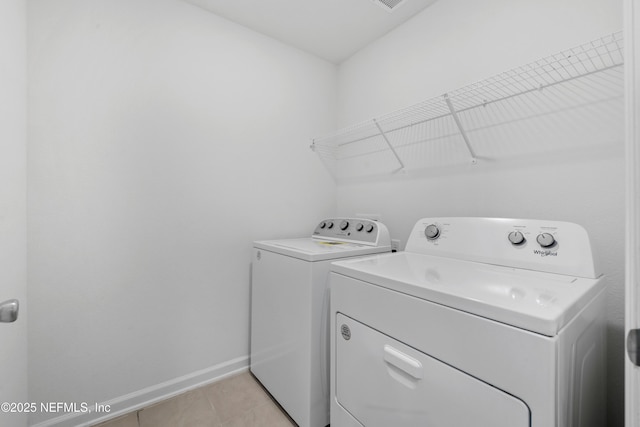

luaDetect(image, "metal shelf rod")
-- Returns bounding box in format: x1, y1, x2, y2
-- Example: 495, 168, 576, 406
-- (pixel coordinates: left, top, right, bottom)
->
336, 131, 462, 161
451, 63, 623, 113
337, 111, 451, 147
444, 93, 477, 163
373, 118, 405, 171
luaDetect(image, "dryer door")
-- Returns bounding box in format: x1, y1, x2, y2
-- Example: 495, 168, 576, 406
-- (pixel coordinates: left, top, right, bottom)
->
335, 314, 531, 427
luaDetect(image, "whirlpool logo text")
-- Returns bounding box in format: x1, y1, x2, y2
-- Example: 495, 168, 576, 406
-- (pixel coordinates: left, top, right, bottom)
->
534, 250, 558, 257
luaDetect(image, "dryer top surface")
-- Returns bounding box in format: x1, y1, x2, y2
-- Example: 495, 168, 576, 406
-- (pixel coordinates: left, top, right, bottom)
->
331, 252, 604, 336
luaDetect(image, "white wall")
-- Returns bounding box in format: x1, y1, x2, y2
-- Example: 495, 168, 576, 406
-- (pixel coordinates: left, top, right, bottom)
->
0, 1, 28, 426
27, 0, 336, 424
336, 0, 624, 425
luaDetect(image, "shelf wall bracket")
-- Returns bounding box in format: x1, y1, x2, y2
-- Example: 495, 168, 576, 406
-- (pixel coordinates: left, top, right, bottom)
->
373, 118, 406, 172
443, 93, 477, 164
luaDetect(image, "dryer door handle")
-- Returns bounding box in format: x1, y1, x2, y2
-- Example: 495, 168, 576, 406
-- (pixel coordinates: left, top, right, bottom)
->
383, 345, 423, 379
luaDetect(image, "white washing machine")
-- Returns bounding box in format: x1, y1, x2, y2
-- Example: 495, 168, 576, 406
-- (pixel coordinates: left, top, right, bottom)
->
251, 218, 391, 427
329, 217, 606, 427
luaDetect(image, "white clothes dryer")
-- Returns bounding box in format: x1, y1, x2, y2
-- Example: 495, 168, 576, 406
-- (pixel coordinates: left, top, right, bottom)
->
251, 218, 391, 427
329, 217, 606, 427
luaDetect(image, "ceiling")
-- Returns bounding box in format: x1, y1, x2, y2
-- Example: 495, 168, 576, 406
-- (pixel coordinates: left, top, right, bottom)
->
182, 0, 438, 63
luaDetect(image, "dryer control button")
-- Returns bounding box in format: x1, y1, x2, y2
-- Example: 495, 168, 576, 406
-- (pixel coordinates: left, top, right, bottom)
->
366, 224, 375, 233
425, 224, 440, 240
537, 233, 556, 248
508, 231, 526, 245
326, 221, 334, 229
319, 221, 326, 229
356, 223, 364, 232
340, 220, 349, 230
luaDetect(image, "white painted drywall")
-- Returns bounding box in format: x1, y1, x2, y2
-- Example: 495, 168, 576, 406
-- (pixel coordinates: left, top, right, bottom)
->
0, 1, 28, 426
27, 0, 336, 424
336, 0, 624, 425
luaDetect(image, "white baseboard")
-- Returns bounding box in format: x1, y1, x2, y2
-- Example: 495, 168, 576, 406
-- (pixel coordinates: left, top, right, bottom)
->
30, 355, 249, 427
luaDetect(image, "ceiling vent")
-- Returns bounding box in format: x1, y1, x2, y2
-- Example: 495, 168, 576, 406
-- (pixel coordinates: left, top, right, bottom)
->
372, 0, 408, 12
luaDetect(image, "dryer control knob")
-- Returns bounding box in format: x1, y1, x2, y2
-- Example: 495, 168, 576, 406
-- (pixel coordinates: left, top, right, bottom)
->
425, 224, 440, 240
319, 221, 327, 229
366, 224, 375, 233
340, 220, 349, 231
508, 231, 526, 245
536, 233, 556, 248
356, 223, 364, 232
327, 221, 334, 229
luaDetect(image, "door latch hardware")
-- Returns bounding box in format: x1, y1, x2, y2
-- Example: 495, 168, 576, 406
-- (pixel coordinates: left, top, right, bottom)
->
627, 329, 640, 366
0, 299, 19, 323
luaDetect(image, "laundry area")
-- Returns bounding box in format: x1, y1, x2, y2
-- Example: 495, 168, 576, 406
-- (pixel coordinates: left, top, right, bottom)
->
0, 0, 635, 426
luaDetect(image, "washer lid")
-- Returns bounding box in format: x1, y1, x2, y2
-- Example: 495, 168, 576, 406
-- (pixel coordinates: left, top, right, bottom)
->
331, 252, 604, 336
254, 238, 390, 262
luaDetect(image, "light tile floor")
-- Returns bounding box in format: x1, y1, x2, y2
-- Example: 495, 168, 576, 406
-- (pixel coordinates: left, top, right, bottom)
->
92, 372, 296, 427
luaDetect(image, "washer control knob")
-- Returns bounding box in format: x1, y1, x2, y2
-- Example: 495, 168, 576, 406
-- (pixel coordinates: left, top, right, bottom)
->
425, 224, 440, 240
508, 231, 526, 245
319, 221, 327, 229
340, 220, 349, 231
366, 224, 375, 233
326, 221, 334, 229
536, 233, 556, 248
356, 223, 364, 232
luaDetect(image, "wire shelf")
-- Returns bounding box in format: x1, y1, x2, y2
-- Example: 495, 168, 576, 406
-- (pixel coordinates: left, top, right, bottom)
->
311, 31, 624, 182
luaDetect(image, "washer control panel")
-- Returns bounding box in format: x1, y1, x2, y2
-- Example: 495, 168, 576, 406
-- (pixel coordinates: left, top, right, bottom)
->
405, 217, 598, 278
313, 218, 390, 246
